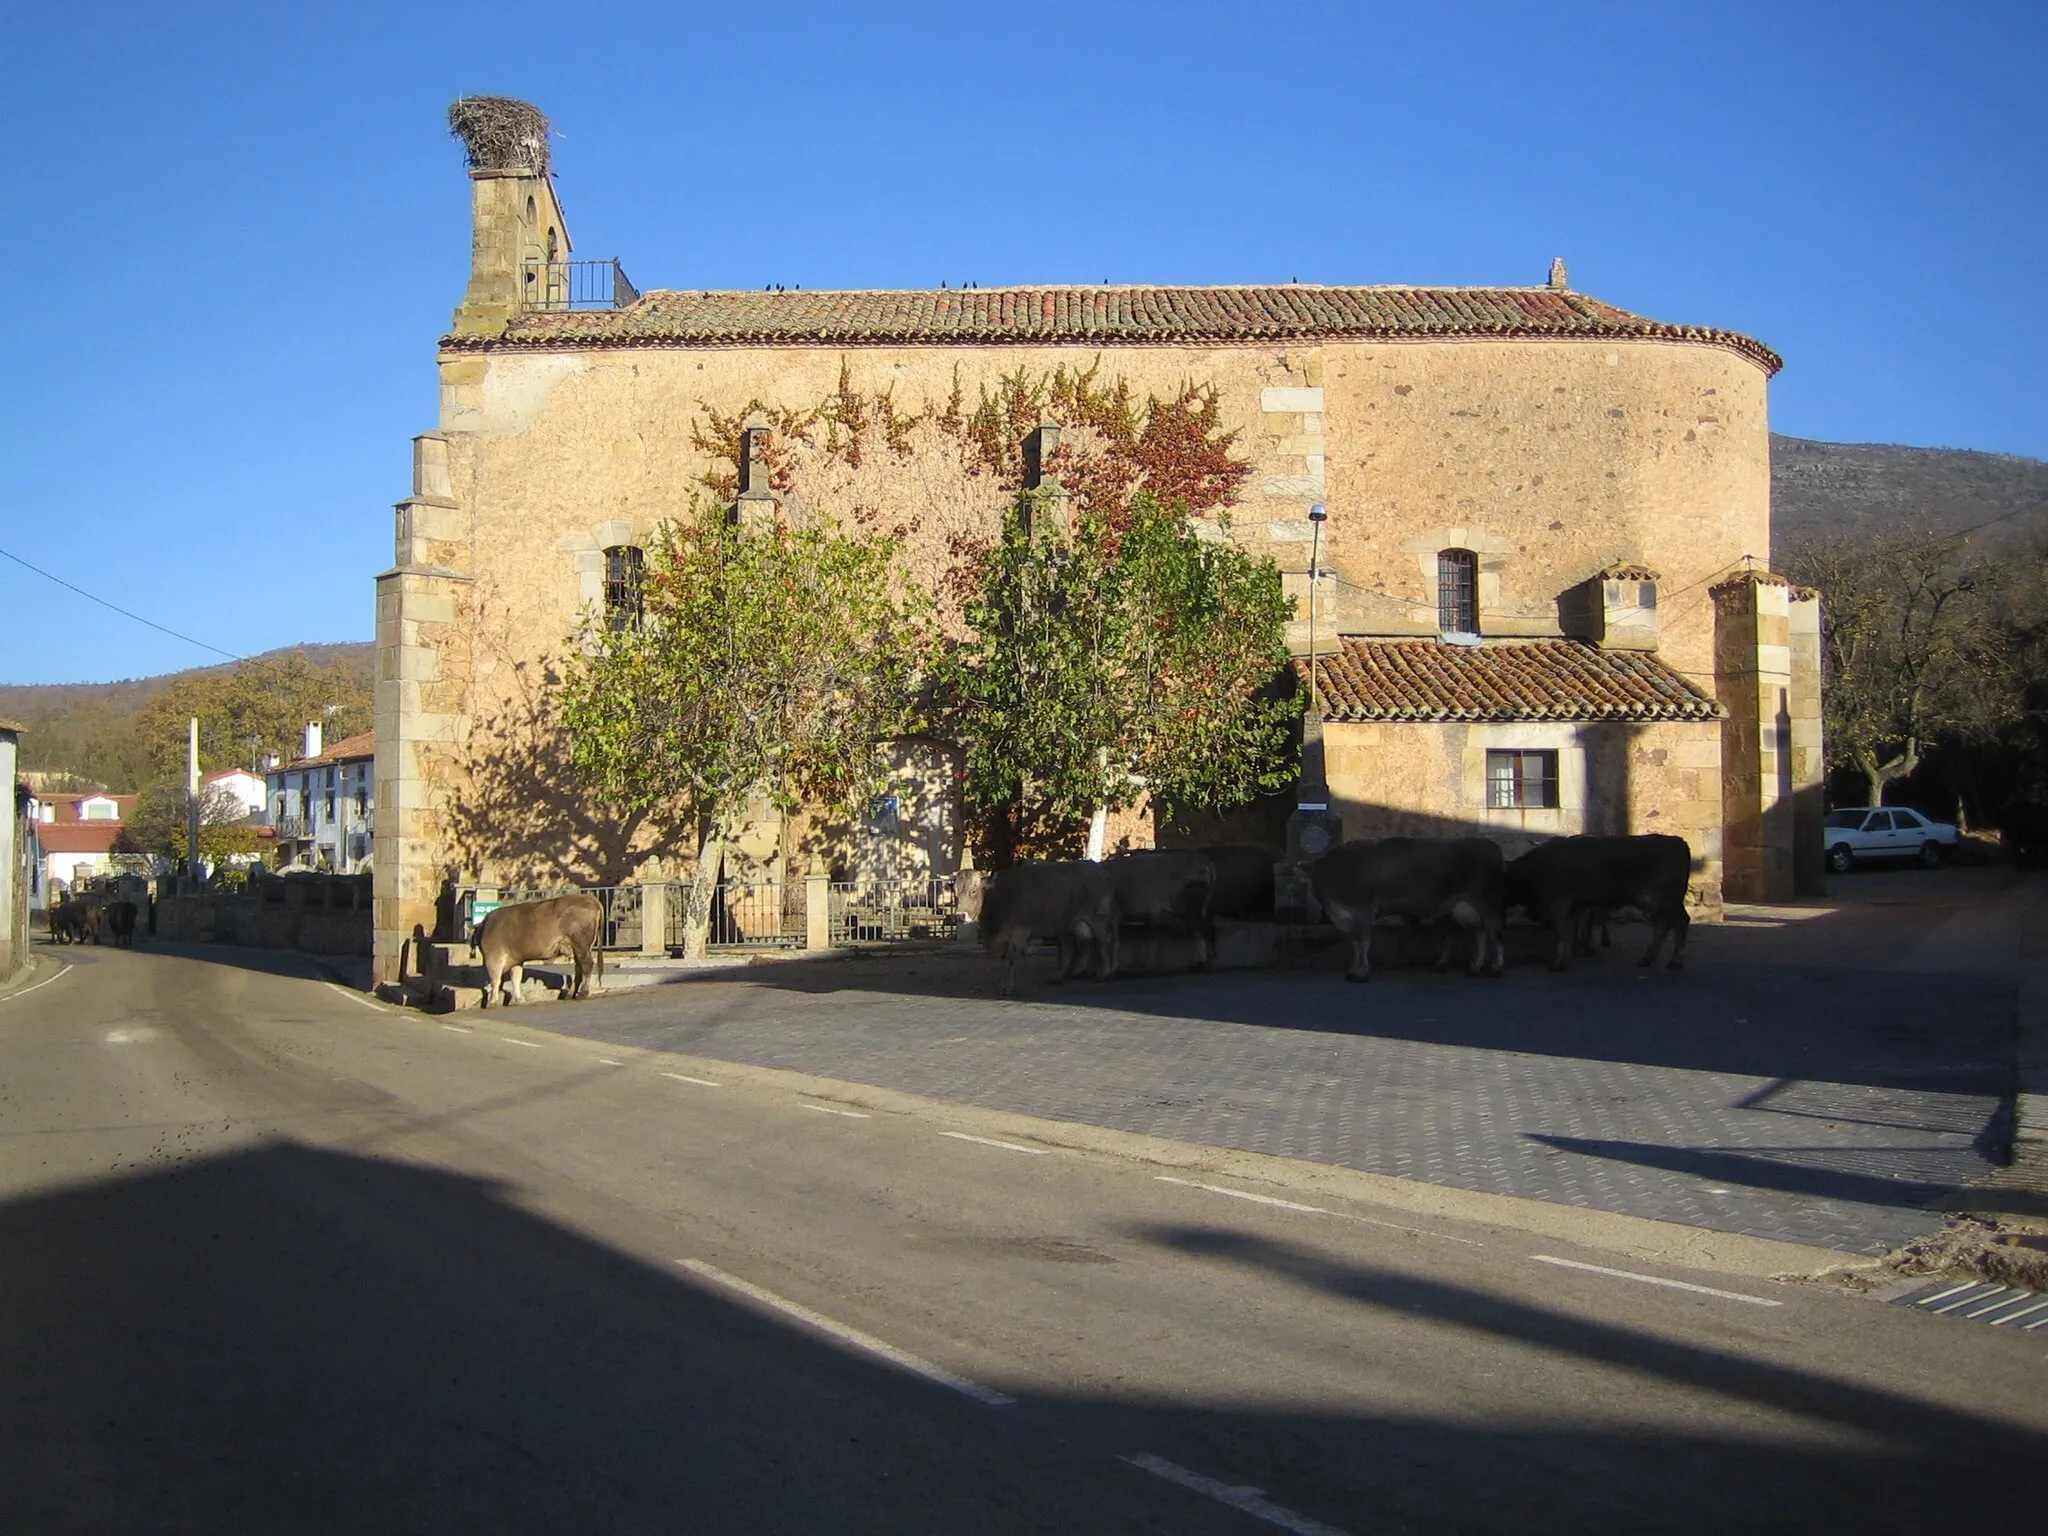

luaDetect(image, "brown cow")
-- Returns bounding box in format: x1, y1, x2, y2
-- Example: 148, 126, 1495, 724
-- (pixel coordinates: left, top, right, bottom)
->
472, 894, 605, 1007
1505, 834, 1693, 970
105, 901, 139, 948
1307, 837, 1506, 982
979, 862, 1118, 994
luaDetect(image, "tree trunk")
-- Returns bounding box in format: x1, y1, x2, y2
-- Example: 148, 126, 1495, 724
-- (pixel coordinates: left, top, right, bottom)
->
1085, 802, 1108, 862
1855, 739, 1920, 802
678, 812, 733, 960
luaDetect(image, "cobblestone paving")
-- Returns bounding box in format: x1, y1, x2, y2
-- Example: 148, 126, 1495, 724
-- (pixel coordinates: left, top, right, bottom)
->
547, 938, 2018, 1256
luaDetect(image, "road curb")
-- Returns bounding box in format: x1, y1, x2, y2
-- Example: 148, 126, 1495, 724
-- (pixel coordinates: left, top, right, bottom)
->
450, 1012, 1846, 1283
0, 949, 54, 999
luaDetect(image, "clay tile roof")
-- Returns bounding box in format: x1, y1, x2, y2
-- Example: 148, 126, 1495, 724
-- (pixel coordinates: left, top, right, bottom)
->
457, 284, 1781, 375
1596, 563, 1662, 582
286, 732, 375, 769
34, 823, 126, 854
1306, 638, 1722, 724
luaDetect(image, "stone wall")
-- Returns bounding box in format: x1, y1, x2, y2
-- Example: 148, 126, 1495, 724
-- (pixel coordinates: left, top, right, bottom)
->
159, 877, 373, 957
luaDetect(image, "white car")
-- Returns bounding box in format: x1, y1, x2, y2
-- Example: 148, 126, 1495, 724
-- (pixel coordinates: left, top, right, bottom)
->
1823, 806, 1959, 872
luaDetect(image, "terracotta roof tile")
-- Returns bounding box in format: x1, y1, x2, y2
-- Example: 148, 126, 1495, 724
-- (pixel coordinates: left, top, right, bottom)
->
34, 823, 126, 854
284, 731, 375, 770
1305, 639, 1722, 724
455, 284, 1781, 375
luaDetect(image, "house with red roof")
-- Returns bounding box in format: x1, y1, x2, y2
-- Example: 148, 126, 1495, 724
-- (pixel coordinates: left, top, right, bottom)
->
265, 723, 374, 873
24, 788, 141, 905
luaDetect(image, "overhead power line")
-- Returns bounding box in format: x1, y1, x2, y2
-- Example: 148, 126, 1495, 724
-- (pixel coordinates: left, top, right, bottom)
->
0, 543, 243, 662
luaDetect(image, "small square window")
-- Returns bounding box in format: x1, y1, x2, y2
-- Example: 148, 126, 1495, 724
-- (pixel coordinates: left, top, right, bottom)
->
1486, 749, 1558, 810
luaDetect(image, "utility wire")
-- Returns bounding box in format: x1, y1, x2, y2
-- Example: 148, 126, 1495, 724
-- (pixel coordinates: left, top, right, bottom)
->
0, 544, 242, 663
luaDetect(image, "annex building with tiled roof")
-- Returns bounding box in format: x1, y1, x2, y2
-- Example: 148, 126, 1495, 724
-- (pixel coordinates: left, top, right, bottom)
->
369, 99, 1824, 980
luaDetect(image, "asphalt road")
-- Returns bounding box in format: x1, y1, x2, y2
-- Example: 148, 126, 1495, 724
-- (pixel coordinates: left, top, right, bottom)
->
3, 944, 2043, 1534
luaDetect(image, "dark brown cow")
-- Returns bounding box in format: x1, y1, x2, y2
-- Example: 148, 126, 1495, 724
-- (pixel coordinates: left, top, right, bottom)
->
105, 901, 139, 948
1307, 837, 1506, 982
48, 897, 86, 945
1197, 844, 1277, 920
979, 862, 1118, 994
472, 893, 605, 1007
1506, 834, 1693, 970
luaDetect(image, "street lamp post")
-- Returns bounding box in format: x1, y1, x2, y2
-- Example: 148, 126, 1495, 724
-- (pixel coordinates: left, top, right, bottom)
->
1279, 502, 1343, 922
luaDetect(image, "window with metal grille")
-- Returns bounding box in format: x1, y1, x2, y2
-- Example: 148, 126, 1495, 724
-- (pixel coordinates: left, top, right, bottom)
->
604, 545, 644, 630
1486, 749, 1558, 809
1438, 548, 1478, 635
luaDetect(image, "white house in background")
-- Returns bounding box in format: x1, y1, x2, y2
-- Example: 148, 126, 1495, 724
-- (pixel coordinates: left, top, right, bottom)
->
24, 789, 141, 906
203, 768, 269, 821
266, 723, 374, 872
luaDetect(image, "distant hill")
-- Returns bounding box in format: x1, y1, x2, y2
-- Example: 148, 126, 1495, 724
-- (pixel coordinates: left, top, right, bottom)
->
0, 642, 373, 790
1771, 435, 2048, 557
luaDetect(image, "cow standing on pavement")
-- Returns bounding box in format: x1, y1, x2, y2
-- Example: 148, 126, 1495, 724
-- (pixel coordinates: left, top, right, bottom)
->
472, 893, 605, 1007
1506, 834, 1693, 970
105, 901, 139, 948
1307, 838, 1506, 982
979, 862, 1118, 995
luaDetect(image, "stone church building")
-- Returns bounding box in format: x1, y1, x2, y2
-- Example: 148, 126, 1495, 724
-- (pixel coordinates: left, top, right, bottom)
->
371, 100, 1821, 980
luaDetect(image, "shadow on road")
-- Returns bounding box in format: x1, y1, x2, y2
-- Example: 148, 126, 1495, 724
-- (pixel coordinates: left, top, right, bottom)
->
1, 1143, 2039, 1533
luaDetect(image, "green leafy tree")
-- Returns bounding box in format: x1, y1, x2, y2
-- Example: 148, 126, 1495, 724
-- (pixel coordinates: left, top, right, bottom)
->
127, 780, 264, 873
558, 508, 934, 955
136, 650, 372, 778
944, 491, 1298, 861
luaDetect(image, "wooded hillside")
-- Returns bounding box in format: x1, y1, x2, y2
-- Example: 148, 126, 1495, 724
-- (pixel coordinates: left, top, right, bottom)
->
1, 643, 372, 792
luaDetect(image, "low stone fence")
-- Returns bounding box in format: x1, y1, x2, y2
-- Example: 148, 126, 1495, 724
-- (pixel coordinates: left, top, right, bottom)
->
156, 874, 372, 957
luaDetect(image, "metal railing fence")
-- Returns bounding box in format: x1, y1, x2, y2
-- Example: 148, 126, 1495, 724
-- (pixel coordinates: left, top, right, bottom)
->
828, 873, 961, 945
667, 879, 802, 950
520, 258, 639, 312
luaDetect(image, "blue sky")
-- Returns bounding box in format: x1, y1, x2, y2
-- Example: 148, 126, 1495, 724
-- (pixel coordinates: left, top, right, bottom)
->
2, 0, 2041, 685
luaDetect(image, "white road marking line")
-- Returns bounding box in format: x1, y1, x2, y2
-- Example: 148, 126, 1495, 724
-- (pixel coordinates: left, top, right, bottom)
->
1348, 1213, 1485, 1247
802, 1103, 871, 1118
596, 1057, 625, 1066
676, 1260, 1014, 1407
500, 1037, 544, 1049
1530, 1254, 1783, 1306
942, 1131, 1049, 1155
662, 1071, 722, 1088
104, 1026, 160, 1044
1122, 1453, 1350, 1536
325, 982, 388, 1013
0, 962, 72, 1003
1157, 1175, 1326, 1213
439, 1024, 472, 1033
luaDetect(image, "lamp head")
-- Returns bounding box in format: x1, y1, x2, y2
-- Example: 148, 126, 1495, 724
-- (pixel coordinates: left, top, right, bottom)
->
1308, 502, 1327, 523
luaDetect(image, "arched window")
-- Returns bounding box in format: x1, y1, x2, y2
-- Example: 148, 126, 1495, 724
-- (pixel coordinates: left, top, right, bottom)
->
1438, 548, 1479, 636
604, 545, 645, 631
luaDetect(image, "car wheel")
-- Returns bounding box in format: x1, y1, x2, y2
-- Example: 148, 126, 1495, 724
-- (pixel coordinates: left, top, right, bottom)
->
1919, 841, 1941, 868
1827, 843, 1855, 874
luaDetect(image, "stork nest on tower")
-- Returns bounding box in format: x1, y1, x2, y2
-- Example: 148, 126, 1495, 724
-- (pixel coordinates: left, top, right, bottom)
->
447, 96, 551, 176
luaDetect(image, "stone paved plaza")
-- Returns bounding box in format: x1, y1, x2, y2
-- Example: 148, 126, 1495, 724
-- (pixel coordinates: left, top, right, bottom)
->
544, 869, 2043, 1256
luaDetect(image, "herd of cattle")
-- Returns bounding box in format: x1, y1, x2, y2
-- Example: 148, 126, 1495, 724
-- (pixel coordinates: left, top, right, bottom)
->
461, 834, 1696, 1004
978, 834, 1694, 993
46, 892, 140, 947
